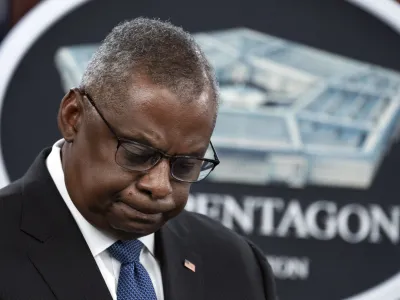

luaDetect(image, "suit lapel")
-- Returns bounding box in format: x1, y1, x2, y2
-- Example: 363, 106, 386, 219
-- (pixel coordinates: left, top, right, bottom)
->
26, 233, 112, 300
156, 219, 204, 300
20, 149, 112, 300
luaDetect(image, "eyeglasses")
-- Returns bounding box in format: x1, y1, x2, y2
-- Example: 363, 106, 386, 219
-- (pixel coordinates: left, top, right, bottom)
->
78, 89, 220, 183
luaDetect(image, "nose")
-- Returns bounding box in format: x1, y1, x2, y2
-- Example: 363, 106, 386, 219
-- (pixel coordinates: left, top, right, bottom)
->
136, 159, 173, 200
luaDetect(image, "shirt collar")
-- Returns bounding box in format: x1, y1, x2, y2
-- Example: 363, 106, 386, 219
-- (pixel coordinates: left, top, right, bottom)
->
45, 139, 155, 257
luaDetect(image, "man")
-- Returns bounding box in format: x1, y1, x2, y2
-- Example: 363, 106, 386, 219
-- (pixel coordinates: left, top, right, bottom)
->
0, 18, 277, 300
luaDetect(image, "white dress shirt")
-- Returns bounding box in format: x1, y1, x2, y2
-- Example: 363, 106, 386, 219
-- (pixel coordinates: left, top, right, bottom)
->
45, 139, 164, 300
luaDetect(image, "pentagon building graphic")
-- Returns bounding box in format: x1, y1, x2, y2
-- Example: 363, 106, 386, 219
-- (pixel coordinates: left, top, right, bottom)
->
54, 28, 400, 189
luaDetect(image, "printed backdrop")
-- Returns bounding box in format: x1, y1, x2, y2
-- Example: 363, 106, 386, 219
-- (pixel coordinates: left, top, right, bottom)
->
1, 0, 400, 299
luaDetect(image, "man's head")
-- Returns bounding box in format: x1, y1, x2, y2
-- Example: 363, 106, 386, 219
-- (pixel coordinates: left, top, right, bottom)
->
57, 17, 219, 240
80, 17, 218, 117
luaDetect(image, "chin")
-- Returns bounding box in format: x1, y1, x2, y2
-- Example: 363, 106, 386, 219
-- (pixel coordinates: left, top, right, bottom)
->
109, 220, 163, 239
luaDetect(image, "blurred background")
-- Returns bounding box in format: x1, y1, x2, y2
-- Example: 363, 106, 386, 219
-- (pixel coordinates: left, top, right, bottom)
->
2, 0, 400, 299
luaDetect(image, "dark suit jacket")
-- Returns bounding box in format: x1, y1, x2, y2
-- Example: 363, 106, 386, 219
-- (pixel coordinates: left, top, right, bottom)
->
0, 148, 277, 300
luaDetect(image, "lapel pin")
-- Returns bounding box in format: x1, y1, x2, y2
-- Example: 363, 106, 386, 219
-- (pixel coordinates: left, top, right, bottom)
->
184, 259, 196, 272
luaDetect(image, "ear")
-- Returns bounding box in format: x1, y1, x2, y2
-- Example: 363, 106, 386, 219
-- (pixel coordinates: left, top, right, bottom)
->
57, 88, 84, 143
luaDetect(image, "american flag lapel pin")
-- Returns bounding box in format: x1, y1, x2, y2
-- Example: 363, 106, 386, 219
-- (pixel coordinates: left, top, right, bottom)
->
184, 259, 196, 272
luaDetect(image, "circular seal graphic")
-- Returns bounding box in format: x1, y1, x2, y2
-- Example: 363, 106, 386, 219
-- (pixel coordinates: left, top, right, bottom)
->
1, 0, 400, 299
0, 0, 89, 186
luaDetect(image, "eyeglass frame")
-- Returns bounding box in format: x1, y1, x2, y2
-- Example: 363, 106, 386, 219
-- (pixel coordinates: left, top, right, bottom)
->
77, 88, 220, 183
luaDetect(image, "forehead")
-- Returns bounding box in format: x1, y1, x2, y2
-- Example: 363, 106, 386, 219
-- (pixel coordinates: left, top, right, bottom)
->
109, 79, 216, 154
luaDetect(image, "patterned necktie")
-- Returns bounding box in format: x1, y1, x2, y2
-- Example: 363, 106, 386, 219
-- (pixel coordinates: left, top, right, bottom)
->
108, 239, 158, 300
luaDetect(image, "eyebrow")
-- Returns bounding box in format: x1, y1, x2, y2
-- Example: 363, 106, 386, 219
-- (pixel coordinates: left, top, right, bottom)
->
118, 134, 208, 158
119, 134, 156, 149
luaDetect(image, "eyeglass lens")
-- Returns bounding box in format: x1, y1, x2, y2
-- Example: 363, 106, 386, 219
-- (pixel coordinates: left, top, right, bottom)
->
115, 142, 215, 182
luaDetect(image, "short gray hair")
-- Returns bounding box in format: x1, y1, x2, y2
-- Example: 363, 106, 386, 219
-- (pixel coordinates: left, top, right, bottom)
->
80, 17, 218, 115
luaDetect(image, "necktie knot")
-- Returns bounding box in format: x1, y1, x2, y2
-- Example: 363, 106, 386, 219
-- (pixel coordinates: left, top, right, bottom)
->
108, 239, 143, 264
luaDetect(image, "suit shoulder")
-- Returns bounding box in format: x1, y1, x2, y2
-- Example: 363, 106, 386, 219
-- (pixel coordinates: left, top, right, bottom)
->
171, 211, 277, 299
0, 179, 24, 214
174, 210, 251, 249
0, 179, 23, 200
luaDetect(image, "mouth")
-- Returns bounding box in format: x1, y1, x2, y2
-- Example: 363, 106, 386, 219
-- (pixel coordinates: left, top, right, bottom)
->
114, 192, 176, 214
105, 193, 177, 237
116, 200, 162, 223
107, 200, 166, 237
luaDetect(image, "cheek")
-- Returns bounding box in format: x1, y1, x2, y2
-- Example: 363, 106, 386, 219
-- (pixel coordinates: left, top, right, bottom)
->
169, 184, 191, 216
81, 164, 139, 209
77, 138, 136, 193
79, 121, 118, 169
